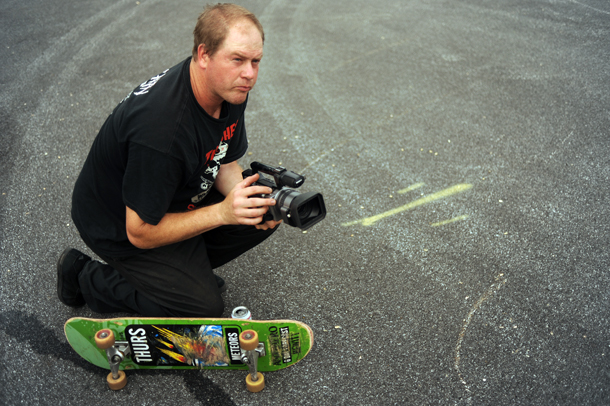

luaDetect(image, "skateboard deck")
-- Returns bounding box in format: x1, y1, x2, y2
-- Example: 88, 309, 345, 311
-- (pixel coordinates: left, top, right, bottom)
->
65, 316, 313, 391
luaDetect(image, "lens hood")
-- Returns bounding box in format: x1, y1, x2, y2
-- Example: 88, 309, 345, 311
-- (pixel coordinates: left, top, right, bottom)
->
285, 191, 326, 230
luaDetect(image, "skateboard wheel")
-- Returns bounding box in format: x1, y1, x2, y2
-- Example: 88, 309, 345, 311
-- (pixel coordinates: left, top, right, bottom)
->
95, 329, 115, 350
106, 370, 127, 390
246, 372, 265, 393
239, 330, 258, 351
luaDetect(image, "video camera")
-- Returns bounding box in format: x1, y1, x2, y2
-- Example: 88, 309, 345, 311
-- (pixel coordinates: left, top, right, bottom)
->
242, 162, 326, 230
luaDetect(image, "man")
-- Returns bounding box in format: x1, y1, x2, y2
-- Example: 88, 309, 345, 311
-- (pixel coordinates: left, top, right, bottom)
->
57, 4, 280, 317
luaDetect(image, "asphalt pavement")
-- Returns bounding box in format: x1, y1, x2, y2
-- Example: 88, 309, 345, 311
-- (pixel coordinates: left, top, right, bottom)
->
1, 0, 609, 404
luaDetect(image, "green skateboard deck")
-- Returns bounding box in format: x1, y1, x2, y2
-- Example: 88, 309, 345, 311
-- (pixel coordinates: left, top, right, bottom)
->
65, 317, 314, 391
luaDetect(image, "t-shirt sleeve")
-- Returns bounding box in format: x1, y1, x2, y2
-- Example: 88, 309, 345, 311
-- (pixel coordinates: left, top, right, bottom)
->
223, 112, 248, 163
122, 142, 183, 225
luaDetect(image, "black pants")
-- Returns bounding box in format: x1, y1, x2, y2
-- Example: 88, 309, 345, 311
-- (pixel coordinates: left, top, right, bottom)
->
78, 224, 277, 317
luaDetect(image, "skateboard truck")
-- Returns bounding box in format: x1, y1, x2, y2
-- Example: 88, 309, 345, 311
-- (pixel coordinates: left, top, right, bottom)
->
239, 330, 266, 392
94, 329, 129, 390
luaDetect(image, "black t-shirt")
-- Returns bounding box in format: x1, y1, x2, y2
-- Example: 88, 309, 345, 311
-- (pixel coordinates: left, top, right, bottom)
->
72, 57, 248, 257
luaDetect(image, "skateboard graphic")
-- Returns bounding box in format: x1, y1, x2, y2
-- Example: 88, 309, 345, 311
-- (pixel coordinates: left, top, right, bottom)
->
64, 317, 314, 392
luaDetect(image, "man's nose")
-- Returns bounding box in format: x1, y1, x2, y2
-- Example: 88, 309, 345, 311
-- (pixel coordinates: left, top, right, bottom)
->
242, 62, 257, 80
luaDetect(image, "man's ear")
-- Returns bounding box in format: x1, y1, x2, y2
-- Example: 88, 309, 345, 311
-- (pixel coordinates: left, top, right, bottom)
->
196, 44, 209, 67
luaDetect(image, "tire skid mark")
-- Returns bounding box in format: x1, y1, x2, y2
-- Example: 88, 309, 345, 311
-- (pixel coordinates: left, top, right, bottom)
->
454, 273, 507, 397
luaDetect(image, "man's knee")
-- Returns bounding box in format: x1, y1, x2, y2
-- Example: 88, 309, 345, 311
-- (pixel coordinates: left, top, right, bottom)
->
176, 293, 224, 318
205, 295, 225, 317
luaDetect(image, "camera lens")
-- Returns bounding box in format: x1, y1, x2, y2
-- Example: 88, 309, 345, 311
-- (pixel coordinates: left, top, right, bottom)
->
297, 199, 321, 219
271, 189, 326, 229
297, 203, 312, 218
287, 191, 326, 230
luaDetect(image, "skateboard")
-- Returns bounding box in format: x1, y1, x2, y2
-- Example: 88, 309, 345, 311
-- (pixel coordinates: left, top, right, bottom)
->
64, 316, 314, 392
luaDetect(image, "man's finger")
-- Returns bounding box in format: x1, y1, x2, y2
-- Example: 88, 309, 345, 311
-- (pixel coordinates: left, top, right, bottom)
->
243, 196, 276, 208
241, 173, 260, 187
242, 185, 273, 196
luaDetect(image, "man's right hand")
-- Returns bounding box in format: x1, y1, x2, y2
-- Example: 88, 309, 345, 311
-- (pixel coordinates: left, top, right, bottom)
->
219, 173, 279, 227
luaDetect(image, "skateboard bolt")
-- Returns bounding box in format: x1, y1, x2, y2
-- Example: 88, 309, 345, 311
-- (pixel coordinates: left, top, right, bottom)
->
244, 333, 253, 340
99, 332, 109, 339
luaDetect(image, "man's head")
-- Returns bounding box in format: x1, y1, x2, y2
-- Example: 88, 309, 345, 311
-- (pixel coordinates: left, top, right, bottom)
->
190, 3, 264, 109
192, 3, 264, 60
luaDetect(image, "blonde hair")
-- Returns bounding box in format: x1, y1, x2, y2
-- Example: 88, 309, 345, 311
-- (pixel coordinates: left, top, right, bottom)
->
192, 3, 264, 60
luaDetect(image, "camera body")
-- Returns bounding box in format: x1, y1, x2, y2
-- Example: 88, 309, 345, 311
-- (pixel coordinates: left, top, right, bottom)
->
242, 162, 326, 230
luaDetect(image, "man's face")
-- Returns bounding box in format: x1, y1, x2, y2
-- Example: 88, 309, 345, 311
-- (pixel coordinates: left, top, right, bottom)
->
202, 20, 263, 106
